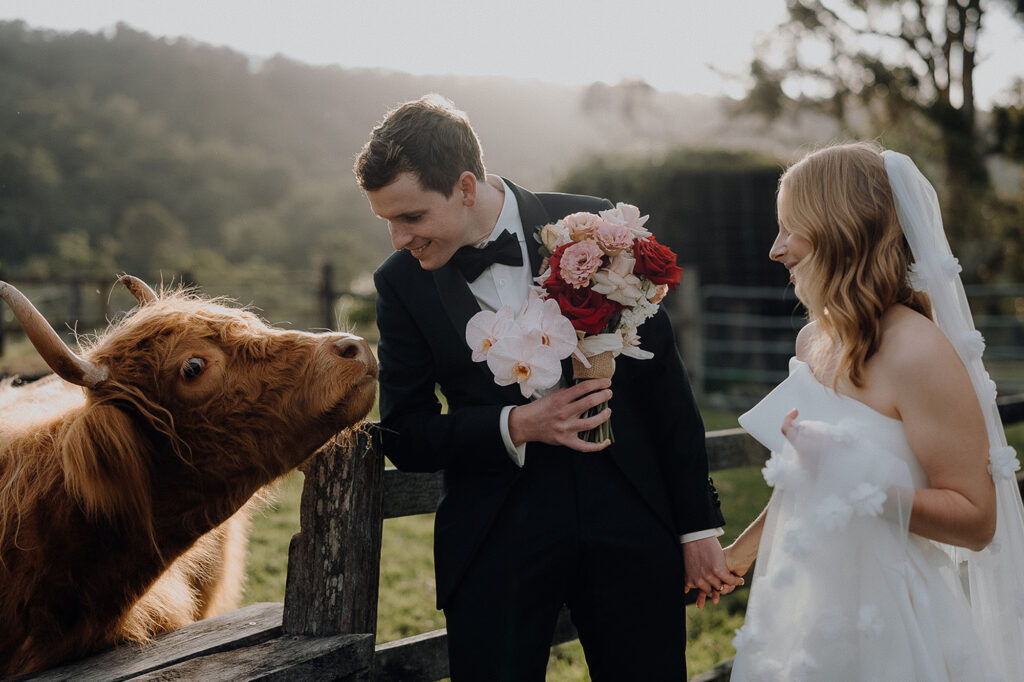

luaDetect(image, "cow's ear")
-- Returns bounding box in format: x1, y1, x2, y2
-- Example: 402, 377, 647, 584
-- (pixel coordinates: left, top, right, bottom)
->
57, 403, 153, 526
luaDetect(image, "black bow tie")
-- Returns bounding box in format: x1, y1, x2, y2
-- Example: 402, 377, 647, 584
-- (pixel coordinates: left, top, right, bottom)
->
450, 229, 524, 281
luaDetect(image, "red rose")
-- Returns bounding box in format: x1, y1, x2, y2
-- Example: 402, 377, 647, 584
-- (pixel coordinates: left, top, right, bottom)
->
544, 276, 623, 335
633, 237, 683, 288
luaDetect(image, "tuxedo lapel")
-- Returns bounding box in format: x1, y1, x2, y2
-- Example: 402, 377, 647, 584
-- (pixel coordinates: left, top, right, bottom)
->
431, 248, 529, 405
502, 178, 548, 279
503, 179, 578, 384
432, 263, 480, 343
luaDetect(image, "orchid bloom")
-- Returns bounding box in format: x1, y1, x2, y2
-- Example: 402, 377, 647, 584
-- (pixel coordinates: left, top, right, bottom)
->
465, 306, 518, 362
487, 333, 563, 398
518, 295, 578, 360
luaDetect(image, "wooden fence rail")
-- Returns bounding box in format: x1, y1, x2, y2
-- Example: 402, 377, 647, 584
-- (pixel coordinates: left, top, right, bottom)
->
22, 396, 1024, 681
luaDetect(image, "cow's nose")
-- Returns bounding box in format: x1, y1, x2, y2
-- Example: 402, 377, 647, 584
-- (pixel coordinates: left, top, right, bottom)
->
331, 336, 377, 374
332, 336, 364, 360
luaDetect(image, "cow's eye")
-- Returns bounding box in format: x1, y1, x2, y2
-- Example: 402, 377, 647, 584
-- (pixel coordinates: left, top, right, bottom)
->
181, 357, 206, 380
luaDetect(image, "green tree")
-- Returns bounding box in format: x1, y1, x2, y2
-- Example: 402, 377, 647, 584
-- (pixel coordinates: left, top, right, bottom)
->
739, 0, 1024, 263
116, 201, 188, 276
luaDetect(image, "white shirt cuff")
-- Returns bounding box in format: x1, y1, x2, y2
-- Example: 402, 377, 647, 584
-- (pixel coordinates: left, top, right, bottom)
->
499, 405, 527, 467
680, 528, 724, 544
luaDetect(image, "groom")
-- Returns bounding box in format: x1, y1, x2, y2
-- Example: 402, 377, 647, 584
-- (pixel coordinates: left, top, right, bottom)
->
357, 94, 735, 680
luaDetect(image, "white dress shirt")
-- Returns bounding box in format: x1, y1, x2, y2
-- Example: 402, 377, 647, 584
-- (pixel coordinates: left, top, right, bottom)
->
466, 177, 722, 544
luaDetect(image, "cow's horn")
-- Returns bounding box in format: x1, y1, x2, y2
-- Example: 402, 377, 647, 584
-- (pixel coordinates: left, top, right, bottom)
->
119, 275, 158, 306
0, 281, 109, 388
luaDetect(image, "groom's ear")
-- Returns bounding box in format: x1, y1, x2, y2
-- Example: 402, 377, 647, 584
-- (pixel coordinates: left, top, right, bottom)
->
457, 171, 477, 206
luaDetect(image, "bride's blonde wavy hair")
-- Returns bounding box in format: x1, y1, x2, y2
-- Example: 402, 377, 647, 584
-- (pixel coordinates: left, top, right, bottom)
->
779, 141, 931, 388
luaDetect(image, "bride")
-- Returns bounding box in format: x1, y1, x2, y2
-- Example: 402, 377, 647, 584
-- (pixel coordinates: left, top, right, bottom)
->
724, 142, 1024, 680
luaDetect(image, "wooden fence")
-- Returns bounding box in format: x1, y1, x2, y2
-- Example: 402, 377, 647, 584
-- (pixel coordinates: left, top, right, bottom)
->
21, 393, 1024, 681
0, 267, 373, 359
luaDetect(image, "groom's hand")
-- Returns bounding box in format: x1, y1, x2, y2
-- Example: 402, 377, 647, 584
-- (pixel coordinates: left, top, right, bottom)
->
683, 536, 744, 609
507, 379, 613, 453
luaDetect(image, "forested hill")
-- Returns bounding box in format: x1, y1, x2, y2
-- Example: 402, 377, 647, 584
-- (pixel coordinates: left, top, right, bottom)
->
0, 20, 799, 287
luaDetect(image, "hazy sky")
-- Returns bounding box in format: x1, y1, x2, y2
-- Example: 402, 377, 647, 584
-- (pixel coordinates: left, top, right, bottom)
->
1, 0, 1022, 106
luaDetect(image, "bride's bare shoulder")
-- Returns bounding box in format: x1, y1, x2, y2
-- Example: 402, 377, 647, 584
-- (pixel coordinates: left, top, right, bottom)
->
877, 305, 960, 376
795, 320, 818, 362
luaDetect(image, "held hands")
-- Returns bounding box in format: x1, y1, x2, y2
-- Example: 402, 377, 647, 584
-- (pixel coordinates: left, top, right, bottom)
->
507, 379, 613, 453
722, 542, 756, 584
682, 536, 745, 609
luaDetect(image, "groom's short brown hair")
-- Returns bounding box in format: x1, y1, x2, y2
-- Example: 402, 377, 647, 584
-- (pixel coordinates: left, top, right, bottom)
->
354, 94, 486, 197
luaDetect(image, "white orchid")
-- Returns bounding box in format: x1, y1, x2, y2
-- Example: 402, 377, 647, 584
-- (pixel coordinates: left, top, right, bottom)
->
486, 333, 563, 398
465, 306, 518, 362
518, 294, 578, 360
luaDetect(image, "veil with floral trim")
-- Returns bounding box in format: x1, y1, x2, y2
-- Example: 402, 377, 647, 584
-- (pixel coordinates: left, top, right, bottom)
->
883, 150, 1024, 678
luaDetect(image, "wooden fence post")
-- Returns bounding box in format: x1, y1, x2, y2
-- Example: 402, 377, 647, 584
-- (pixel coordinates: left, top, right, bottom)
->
283, 429, 385, 636
676, 266, 704, 401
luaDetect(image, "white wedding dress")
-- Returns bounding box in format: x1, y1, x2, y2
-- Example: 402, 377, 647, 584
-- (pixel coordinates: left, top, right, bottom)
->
731, 357, 1000, 681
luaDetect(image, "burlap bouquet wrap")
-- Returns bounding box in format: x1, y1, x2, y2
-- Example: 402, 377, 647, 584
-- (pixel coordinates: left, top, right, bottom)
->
570, 351, 615, 443
571, 351, 615, 380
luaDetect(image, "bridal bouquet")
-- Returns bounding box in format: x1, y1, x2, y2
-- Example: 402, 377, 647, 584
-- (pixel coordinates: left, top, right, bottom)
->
534, 203, 682, 441
465, 202, 682, 442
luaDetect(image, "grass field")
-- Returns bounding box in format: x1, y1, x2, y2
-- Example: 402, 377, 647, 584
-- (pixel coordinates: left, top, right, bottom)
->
241, 408, 767, 679
242, 411, 1024, 680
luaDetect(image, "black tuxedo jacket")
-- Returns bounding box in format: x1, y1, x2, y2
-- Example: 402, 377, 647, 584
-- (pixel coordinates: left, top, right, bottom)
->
373, 179, 724, 608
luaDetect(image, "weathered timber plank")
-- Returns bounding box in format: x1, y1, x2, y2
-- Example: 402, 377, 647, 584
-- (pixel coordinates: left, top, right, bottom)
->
690, 657, 734, 682
19, 602, 284, 682
284, 430, 384, 636
382, 468, 444, 519
705, 429, 769, 471
374, 629, 449, 682
374, 608, 579, 682
129, 633, 374, 681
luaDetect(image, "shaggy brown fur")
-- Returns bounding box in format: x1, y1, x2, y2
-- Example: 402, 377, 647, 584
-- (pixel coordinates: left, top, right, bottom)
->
0, 288, 377, 676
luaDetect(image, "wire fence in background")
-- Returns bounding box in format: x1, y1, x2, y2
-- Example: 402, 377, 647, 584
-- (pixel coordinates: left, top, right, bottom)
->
695, 281, 1024, 409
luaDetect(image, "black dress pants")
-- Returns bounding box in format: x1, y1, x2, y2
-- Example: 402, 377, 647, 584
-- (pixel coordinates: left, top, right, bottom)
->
444, 449, 687, 681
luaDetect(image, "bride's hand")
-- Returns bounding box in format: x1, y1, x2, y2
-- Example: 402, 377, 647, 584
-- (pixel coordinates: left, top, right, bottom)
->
723, 543, 754, 579
781, 408, 799, 439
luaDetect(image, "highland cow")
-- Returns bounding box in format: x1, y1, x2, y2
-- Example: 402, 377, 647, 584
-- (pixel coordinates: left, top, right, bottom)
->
0, 277, 377, 676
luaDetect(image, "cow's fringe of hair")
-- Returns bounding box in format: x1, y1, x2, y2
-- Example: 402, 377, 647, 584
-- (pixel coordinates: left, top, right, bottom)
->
0, 376, 200, 566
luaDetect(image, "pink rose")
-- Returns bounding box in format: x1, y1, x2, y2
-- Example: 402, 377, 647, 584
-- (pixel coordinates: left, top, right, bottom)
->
558, 240, 604, 289
562, 212, 602, 241
593, 220, 634, 256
